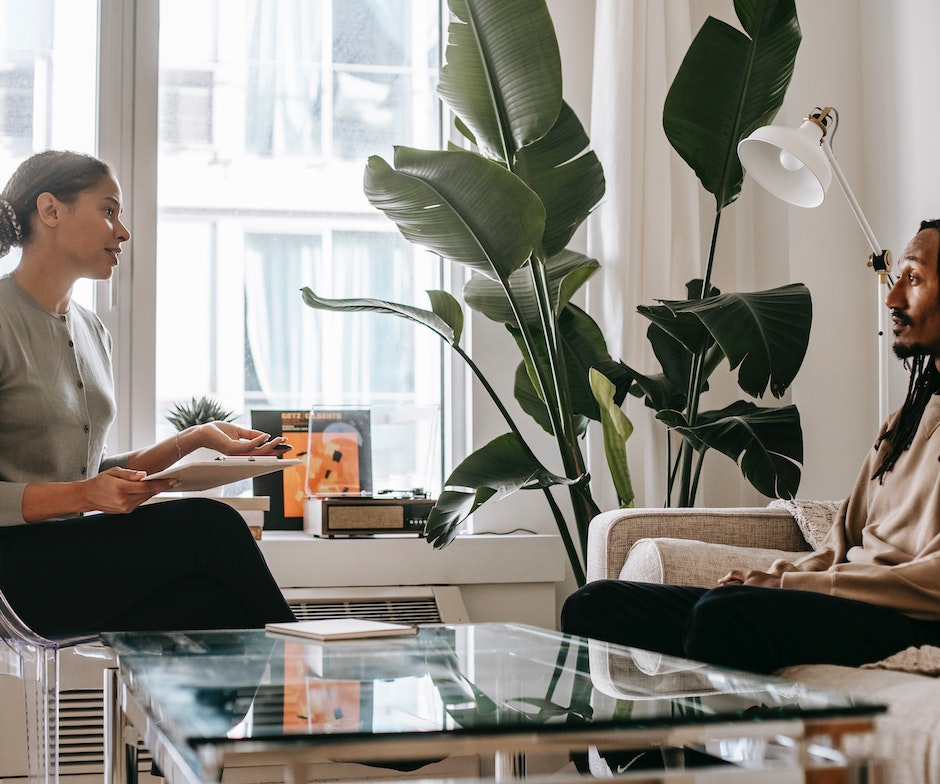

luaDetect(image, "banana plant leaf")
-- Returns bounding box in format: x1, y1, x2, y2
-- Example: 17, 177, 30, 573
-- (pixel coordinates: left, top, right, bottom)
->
508, 304, 622, 433
464, 249, 600, 326
639, 284, 811, 400
426, 289, 465, 344
514, 102, 606, 255
300, 287, 457, 346
590, 368, 635, 508
439, 0, 562, 161
363, 147, 545, 283
663, 0, 801, 208
658, 401, 802, 498
425, 432, 576, 547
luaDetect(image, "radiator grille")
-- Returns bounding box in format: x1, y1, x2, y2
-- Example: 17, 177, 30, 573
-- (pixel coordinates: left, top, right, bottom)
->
288, 597, 443, 625
58, 688, 151, 773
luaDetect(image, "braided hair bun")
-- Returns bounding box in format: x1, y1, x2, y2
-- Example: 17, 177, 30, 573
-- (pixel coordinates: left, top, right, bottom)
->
0, 198, 22, 259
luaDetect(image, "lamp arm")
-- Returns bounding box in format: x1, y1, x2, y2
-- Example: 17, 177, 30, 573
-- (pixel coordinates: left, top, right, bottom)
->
821, 140, 890, 273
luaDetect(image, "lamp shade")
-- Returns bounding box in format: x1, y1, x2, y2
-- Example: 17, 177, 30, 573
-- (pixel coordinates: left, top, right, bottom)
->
737, 120, 832, 208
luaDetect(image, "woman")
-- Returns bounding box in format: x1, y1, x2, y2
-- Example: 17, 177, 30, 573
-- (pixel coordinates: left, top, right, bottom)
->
0, 149, 295, 636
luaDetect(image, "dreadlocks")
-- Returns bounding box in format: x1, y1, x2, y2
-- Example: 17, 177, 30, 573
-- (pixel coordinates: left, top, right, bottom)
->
873, 356, 940, 480
872, 219, 940, 481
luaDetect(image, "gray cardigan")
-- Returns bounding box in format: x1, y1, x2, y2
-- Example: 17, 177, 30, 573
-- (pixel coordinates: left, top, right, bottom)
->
0, 275, 128, 525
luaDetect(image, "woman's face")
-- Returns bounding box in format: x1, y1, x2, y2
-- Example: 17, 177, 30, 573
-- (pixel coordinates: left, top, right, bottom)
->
55, 173, 130, 281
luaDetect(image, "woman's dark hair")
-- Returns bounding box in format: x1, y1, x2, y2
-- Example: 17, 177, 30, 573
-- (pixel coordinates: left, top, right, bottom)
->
0, 150, 113, 258
872, 219, 940, 480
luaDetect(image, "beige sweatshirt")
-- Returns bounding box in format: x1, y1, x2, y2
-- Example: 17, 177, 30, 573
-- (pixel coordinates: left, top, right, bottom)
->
771, 395, 940, 620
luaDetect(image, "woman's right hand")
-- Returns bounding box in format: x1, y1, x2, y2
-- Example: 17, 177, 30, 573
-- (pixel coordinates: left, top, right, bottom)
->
81, 467, 178, 514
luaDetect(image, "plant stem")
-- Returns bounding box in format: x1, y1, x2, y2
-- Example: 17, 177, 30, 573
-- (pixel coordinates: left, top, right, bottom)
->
677, 210, 722, 506
542, 486, 586, 585
688, 448, 706, 505
701, 207, 722, 298
502, 261, 598, 558
453, 343, 586, 582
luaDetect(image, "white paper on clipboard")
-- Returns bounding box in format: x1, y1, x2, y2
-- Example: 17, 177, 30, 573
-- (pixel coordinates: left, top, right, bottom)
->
144, 457, 302, 493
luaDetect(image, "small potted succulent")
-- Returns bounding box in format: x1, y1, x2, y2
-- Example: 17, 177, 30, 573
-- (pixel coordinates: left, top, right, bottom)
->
166, 395, 238, 432
165, 396, 241, 494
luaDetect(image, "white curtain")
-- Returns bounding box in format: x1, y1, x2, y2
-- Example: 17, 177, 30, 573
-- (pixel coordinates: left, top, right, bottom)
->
584, 0, 700, 510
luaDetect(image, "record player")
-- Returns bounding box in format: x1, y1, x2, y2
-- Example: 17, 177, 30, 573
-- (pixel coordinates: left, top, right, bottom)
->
303, 492, 435, 538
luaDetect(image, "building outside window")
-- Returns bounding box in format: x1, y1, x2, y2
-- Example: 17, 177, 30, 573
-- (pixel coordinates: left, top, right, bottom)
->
0, 0, 445, 496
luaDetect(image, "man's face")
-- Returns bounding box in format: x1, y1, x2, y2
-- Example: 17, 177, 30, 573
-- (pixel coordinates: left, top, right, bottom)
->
885, 228, 940, 361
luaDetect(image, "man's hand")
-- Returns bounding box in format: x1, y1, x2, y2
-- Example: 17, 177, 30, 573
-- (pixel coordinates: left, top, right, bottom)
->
718, 569, 781, 588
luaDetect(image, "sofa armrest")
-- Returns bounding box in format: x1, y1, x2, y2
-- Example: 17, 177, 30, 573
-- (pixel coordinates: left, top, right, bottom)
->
586, 507, 809, 583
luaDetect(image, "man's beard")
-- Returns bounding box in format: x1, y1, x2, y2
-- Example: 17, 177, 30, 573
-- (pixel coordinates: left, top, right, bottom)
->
890, 308, 919, 358
893, 342, 923, 359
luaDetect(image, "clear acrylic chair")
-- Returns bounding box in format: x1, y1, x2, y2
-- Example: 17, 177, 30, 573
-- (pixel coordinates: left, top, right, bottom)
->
0, 585, 97, 784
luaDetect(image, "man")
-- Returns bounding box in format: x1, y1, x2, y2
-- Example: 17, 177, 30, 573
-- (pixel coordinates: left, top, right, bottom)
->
561, 219, 940, 675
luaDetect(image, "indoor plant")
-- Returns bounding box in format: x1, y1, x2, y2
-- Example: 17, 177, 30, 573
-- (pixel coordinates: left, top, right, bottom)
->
166, 395, 238, 431
300, 0, 809, 583
622, 0, 811, 507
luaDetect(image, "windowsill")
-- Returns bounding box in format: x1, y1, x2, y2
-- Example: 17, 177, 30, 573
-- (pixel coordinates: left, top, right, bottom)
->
258, 531, 565, 589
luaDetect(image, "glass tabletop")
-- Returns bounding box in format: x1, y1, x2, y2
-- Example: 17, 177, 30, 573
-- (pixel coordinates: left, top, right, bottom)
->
102, 622, 885, 757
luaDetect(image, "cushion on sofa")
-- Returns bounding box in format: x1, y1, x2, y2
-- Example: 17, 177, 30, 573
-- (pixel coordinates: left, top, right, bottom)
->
620, 537, 805, 588
778, 663, 940, 784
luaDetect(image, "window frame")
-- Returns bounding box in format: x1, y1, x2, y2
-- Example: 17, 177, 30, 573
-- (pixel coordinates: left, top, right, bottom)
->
94, 0, 465, 484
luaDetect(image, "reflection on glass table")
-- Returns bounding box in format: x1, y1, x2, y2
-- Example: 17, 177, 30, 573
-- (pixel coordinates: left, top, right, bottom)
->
102, 623, 886, 784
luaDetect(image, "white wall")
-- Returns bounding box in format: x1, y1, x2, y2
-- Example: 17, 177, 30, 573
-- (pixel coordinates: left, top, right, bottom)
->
464, 0, 940, 610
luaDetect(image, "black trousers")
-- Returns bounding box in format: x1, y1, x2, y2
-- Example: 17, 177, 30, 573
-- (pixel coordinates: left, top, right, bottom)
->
561, 579, 940, 674
0, 498, 295, 637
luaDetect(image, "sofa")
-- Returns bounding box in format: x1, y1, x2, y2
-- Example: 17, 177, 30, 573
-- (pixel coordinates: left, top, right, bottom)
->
585, 503, 940, 784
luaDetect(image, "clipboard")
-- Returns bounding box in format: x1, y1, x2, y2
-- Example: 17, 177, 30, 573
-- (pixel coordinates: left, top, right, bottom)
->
144, 457, 302, 493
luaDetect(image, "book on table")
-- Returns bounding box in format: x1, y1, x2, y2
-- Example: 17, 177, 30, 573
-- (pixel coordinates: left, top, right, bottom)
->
264, 618, 417, 641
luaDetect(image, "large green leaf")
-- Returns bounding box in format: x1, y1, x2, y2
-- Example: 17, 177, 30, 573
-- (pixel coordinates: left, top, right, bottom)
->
427, 289, 465, 345
464, 249, 599, 326
440, 0, 562, 161
590, 369, 635, 508
515, 102, 606, 255
643, 284, 811, 399
663, 0, 801, 208
300, 287, 456, 345
508, 304, 621, 433
658, 401, 802, 498
363, 147, 545, 282
424, 433, 573, 547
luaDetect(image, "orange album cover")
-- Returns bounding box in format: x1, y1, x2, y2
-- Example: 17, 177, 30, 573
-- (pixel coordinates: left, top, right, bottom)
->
251, 408, 372, 528
282, 641, 361, 733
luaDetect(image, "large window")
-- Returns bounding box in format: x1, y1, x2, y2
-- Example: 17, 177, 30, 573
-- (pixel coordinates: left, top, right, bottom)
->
0, 0, 445, 496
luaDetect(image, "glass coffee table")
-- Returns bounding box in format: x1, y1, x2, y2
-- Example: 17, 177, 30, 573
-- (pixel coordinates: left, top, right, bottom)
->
101, 622, 885, 784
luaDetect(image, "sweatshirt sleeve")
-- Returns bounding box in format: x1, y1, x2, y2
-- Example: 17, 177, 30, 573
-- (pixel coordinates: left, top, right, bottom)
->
779, 554, 940, 620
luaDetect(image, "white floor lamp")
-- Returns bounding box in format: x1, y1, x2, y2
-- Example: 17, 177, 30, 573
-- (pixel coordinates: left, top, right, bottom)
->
737, 106, 894, 423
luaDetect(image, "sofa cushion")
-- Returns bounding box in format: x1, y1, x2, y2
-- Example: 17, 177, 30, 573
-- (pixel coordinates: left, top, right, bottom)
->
778, 663, 940, 784
620, 537, 804, 588
768, 498, 843, 549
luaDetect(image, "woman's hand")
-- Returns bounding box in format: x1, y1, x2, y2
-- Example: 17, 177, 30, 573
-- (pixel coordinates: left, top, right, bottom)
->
718, 569, 781, 588
123, 421, 293, 478
190, 421, 291, 456
21, 468, 178, 522
83, 467, 177, 514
